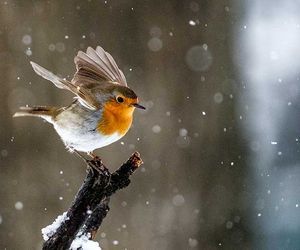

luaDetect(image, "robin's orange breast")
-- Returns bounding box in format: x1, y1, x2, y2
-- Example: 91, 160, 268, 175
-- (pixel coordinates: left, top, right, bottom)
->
97, 101, 134, 136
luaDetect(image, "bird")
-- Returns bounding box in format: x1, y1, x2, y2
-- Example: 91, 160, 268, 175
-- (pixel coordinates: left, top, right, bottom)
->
13, 46, 145, 158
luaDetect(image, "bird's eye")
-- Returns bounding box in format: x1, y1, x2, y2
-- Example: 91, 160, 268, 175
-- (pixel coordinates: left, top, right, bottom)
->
116, 96, 124, 103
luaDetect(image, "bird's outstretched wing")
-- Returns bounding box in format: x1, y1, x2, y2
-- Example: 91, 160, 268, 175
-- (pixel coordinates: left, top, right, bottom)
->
72, 46, 127, 87
30, 62, 99, 110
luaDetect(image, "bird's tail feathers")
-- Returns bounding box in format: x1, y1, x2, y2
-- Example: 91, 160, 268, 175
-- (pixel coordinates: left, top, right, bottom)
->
13, 106, 58, 123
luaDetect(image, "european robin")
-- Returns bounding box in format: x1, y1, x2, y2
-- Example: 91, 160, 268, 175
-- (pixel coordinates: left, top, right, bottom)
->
13, 46, 145, 157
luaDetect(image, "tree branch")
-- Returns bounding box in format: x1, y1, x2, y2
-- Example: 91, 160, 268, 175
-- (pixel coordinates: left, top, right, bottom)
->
42, 152, 143, 250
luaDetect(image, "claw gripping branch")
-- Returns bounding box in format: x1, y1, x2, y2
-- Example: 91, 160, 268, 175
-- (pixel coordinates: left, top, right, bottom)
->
42, 152, 143, 250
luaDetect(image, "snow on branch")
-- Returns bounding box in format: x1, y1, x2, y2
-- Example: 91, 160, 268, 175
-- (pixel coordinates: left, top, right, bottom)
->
42, 152, 143, 250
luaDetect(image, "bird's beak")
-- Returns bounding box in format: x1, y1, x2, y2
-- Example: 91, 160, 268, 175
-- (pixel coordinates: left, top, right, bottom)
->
133, 103, 146, 110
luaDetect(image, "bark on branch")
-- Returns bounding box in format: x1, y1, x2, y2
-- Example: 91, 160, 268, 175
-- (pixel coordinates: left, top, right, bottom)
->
42, 152, 143, 250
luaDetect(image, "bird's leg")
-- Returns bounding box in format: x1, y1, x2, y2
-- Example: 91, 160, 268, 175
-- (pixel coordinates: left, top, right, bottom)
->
73, 149, 89, 163
87, 151, 101, 161
73, 150, 102, 174
87, 151, 109, 174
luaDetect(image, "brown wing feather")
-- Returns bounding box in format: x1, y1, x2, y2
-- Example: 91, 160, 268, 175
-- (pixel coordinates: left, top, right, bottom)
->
72, 46, 127, 87
30, 61, 99, 110
94, 47, 124, 82
87, 47, 116, 80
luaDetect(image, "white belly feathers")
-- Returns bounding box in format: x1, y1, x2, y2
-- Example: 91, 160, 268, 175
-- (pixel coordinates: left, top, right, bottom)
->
53, 106, 123, 152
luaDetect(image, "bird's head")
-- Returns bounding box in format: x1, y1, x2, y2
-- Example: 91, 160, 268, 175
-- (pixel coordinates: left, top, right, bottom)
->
99, 84, 145, 117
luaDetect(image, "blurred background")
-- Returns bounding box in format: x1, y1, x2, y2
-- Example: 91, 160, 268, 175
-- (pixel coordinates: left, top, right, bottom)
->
1, 0, 300, 249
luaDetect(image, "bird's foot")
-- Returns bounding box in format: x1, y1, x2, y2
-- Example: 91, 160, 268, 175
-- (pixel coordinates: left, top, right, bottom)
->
87, 151, 101, 160
86, 152, 108, 174
73, 150, 108, 175
88, 160, 107, 174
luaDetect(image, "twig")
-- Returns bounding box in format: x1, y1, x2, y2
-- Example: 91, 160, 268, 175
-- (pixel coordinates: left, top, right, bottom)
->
42, 152, 143, 250
80, 197, 110, 240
